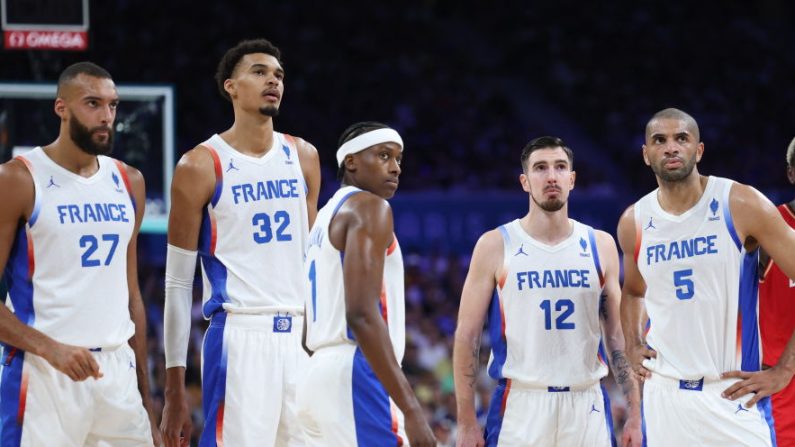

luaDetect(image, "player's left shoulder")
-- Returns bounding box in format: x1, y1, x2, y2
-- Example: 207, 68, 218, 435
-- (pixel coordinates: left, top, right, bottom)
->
107, 157, 145, 197
281, 133, 318, 158
590, 228, 618, 261
728, 180, 775, 216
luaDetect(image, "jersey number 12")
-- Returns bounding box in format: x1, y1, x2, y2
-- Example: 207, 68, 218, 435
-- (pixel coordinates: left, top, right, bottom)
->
540, 299, 575, 330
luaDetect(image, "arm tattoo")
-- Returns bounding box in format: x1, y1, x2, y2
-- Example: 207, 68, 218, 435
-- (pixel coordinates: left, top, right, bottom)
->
598, 293, 608, 321
611, 350, 635, 408
465, 339, 481, 390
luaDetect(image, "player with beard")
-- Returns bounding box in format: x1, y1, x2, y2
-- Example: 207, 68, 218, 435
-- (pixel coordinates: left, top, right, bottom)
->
619, 108, 795, 445
0, 62, 159, 445
454, 136, 642, 446
161, 39, 320, 447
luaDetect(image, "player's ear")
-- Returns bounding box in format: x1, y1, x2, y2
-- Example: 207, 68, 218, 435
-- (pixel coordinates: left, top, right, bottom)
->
223, 78, 236, 99
696, 142, 704, 163
344, 154, 357, 173
641, 145, 651, 166
519, 173, 530, 193
570, 170, 576, 190
54, 98, 67, 121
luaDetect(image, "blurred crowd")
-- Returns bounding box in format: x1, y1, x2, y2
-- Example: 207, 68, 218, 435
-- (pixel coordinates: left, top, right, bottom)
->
3, 2, 793, 197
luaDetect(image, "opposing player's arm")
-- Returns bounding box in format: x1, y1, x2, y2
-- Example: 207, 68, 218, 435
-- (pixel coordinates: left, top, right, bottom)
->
121, 163, 161, 446
595, 230, 642, 447
0, 161, 101, 381
161, 146, 215, 447
617, 205, 655, 380
294, 137, 321, 228
721, 183, 795, 406
452, 229, 501, 447
335, 192, 435, 447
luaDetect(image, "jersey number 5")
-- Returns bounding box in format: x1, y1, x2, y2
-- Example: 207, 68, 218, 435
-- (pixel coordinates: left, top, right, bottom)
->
673, 269, 694, 300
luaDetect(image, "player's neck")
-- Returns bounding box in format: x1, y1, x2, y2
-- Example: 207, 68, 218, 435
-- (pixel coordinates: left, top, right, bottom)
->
222, 113, 275, 157
42, 136, 100, 177
656, 173, 708, 216
521, 207, 572, 245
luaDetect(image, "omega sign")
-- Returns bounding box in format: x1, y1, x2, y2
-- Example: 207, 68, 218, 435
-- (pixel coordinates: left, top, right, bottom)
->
4, 30, 88, 51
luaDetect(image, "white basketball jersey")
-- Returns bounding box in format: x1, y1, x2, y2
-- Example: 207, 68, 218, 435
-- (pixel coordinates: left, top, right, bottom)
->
304, 186, 405, 362
487, 219, 608, 387
634, 176, 760, 380
198, 133, 309, 317
5, 147, 136, 348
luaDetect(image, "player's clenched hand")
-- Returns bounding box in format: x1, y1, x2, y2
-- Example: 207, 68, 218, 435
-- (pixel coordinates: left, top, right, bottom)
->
721, 367, 794, 407
404, 410, 436, 447
626, 343, 655, 381
160, 395, 192, 447
456, 421, 485, 447
42, 342, 102, 381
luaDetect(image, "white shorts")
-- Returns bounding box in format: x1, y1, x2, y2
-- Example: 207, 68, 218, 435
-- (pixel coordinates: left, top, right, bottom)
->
484, 379, 615, 447
0, 343, 153, 447
642, 374, 775, 446
200, 311, 308, 447
296, 344, 408, 447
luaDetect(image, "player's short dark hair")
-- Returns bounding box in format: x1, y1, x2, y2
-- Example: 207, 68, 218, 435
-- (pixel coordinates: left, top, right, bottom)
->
56, 62, 112, 96
336, 121, 391, 180
520, 136, 574, 172
215, 38, 282, 102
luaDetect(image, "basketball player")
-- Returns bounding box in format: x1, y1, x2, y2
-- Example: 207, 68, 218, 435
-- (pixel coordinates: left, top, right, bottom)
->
619, 108, 795, 446
756, 136, 795, 445
296, 122, 435, 446
160, 39, 320, 447
0, 62, 158, 445
453, 136, 642, 447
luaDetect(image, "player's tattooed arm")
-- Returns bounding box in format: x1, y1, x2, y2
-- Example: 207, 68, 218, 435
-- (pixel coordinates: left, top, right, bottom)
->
464, 336, 482, 390
453, 229, 501, 447
611, 350, 634, 402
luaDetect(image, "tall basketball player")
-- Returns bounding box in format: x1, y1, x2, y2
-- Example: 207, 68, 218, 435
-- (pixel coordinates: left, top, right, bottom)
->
296, 122, 435, 446
619, 108, 795, 446
160, 39, 320, 447
453, 136, 642, 447
757, 136, 795, 445
0, 62, 158, 446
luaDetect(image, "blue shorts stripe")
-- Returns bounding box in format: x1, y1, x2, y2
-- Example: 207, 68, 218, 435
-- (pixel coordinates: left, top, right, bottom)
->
351, 348, 400, 446
641, 397, 647, 447
757, 397, 777, 447
200, 313, 228, 447
600, 382, 617, 447
484, 379, 509, 447
0, 347, 25, 447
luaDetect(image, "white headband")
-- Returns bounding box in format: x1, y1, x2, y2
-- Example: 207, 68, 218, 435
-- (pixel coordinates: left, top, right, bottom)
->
336, 128, 403, 166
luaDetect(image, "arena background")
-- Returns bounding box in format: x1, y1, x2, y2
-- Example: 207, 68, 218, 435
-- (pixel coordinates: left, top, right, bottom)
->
2, 1, 794, 444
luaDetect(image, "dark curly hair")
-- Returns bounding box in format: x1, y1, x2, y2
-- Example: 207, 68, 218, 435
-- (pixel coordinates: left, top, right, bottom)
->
215, 39, 282, 102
